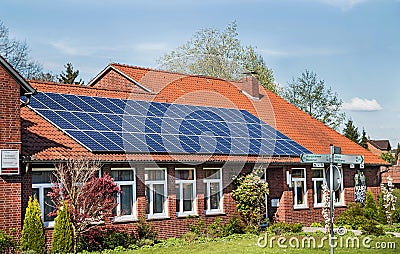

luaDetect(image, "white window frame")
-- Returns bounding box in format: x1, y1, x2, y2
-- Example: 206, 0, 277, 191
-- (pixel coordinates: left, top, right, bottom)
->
31, 168, 55, 228
175, 168, 197, 217
292, 168, 307, 209
110, 168, 136, 222
145, 168, 168, 219
312, 168, 326, 207
203, 168, 223, 215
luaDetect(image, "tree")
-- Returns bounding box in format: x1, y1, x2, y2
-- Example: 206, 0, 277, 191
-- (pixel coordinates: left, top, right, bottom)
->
49, 158, 120, 253
231, 168, 269, 228
343, 119, 360, 144
360, 128, 368, 149
20, 196, 46, 254
157, 21, 278, 93
0, 20, 43, 79
363, 190, 377, 219
58, 63, 84, 85
283, 70, 345, 130
51, 201, 74, 254
380, 152, 395, 164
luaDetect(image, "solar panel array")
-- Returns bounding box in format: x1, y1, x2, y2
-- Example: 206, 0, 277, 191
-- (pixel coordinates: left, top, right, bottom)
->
28, 92, 310, 156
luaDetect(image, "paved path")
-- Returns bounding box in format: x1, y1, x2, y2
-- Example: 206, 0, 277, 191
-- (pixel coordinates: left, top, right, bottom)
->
302, 227, 400, 237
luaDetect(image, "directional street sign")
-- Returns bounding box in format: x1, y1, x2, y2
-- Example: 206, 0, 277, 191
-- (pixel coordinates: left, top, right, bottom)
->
333, 154, 364, 164
300, 154, 330, 163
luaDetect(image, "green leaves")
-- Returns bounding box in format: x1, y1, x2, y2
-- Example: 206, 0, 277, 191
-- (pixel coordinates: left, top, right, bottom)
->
231, 168, 269, 227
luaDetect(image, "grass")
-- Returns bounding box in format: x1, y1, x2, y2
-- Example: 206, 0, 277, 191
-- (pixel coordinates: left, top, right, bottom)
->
86, 233, 400, 254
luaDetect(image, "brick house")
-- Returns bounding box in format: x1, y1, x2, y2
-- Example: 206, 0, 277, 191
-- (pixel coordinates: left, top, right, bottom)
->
0, 58, 388, 243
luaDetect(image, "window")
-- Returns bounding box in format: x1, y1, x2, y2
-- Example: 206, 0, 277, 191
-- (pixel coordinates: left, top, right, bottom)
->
312, 168, 325, 207
175, 168, 196, 216
292, 168, 307, 208
145, 168, 168, 218
110, 168, 136, 221
203, 168, 223, 214
32, 169, 55, 227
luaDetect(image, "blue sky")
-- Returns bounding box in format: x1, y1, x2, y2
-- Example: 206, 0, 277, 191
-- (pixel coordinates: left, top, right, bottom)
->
1, 0, 399, 147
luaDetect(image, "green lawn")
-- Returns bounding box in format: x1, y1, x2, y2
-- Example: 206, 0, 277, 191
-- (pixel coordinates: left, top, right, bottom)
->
95, 234, 400, 254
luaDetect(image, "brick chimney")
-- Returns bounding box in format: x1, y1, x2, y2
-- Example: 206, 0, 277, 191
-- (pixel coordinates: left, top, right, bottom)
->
240, 72, 260, 99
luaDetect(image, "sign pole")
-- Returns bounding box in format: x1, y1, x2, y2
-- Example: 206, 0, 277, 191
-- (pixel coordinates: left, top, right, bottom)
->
329, 145, 334, 254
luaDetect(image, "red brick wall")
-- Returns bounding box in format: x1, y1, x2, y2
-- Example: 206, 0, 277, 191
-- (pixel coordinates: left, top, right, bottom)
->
93, 69, 146, 93
274, 165, 381, 225
0, 65, 23, 233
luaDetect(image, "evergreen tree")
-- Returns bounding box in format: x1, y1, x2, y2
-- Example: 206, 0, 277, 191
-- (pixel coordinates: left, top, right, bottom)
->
343, 119, 360, 144
20, 196, 46, 254
51, 201, 74, 254
363, 191, 377, 219
360, 128, 368, 149
377, 192, 388, 224
58, 63, 84, 85
395, 143, 400, 165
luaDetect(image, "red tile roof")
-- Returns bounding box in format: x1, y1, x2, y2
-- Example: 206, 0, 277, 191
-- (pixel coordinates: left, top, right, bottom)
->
22, 65, 386, 165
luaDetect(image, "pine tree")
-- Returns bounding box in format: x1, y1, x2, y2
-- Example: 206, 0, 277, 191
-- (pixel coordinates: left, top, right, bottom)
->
343, 119, 360, 144
377, 192, 388, 224
58, 63, 84, 85
51, 201, 74, 254
360, 128, 368, 149
20, 196, 46, 254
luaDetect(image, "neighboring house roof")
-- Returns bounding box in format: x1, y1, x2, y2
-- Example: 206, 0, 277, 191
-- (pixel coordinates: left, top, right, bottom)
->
22, 65, 387, 165
0, 55, 36, 95
368, 140, 392, 151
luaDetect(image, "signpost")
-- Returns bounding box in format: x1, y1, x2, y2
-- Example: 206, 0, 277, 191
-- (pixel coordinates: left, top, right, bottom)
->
300, 146, 364, 254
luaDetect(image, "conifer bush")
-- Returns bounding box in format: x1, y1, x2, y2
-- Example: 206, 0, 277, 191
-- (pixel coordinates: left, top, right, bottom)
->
51, 201, 74, 253
364, 190, 377, 219
20, 196, 46, 254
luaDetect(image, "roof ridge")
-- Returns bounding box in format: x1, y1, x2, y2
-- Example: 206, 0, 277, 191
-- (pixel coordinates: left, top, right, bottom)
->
111, 62, 241, 83
29, 80, 155, 96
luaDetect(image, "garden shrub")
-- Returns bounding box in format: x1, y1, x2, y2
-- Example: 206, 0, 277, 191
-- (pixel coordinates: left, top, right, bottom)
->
377, 193, 388, 224
188, 219, 207, 236
310, 222, 323, 227
360, 222, 385, 236
0, 229, 17, 253
268, 222, 303, 235
51, 201, 74, 254
364, 191, 377, 219
20, 196, 46, 254
392, 189, 400, 223
134, 217, 158, 242
102, 230, 132, 250
223, 216, 245, 235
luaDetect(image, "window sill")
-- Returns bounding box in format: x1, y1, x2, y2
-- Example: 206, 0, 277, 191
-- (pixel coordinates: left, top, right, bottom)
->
112, 216, 137, 223
293, 205, 309, 210
204, 210, 225, 216
176, 213, 198, 218
146, 215, 170, 220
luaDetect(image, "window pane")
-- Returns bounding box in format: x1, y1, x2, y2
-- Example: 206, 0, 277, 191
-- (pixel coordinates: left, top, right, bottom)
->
145, 185, 150, 214
335, 189, 342, 203
210, 182, 220, 210
120, 185, 133, 215
146, 170, 165, 181
111, 170, 134, 181
315, 181, 323, 204
175, 184, 180, 212
312, 169, 323, 178
295, 181, 304, 204
175, 170, 194, 180
204, 169, 220, 179
44, 188, 55, 222
153, 184, 165, 214
183, 183, 193, 212
292, 169, 304, 178
32, 171, 53, 184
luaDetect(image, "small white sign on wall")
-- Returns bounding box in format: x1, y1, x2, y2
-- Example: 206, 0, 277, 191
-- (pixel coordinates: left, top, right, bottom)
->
271, 198, 280, 207
0, 149, 20, 175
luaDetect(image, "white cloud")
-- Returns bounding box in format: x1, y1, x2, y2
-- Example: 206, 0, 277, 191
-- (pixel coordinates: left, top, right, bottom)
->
321, 0, 368, 11
343, 97, 382, 111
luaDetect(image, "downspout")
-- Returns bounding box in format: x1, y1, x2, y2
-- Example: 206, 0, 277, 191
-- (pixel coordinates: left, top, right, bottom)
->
20, 92, 34, 107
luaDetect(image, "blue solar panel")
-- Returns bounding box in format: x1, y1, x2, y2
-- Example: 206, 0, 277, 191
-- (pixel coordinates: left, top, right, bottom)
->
29, 92, 311, 156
